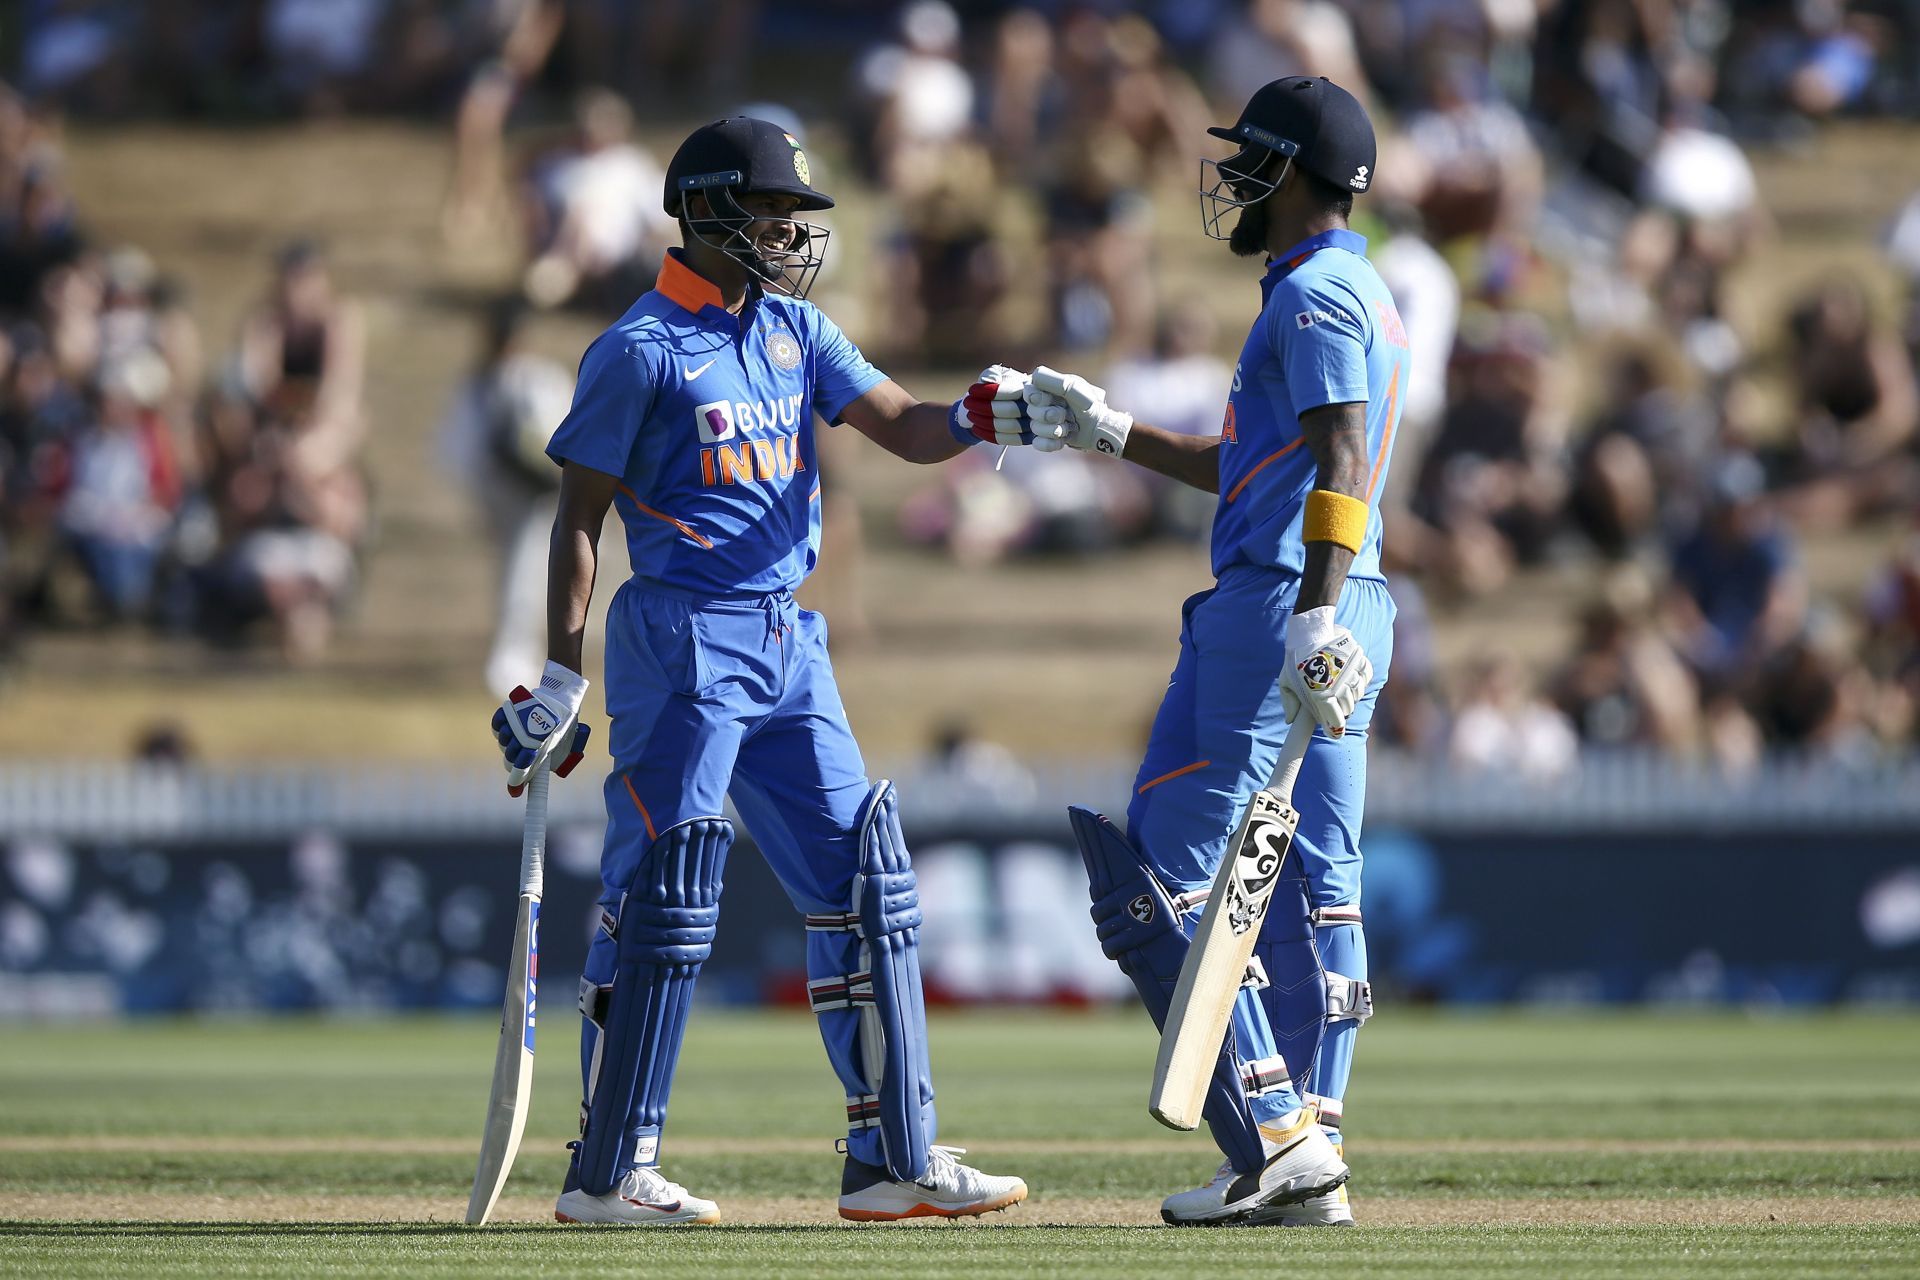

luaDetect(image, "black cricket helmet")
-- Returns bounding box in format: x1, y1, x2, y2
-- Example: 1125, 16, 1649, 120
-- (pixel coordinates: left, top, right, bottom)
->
665, 115, 834, 300
1200, 76, 1376, 242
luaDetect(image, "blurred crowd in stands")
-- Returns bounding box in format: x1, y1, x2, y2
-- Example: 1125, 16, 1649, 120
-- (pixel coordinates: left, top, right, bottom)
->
5, 0, 1920, 763
0, 84, 370, 660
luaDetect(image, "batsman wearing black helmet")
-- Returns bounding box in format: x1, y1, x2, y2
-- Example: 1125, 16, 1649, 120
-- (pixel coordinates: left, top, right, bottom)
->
1028, 78, 1409, 1225
495, 116, 1042, 1225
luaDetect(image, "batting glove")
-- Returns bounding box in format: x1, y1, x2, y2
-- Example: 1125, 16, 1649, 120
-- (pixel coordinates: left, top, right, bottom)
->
949, 364, 1063, 447
491, 660, 593, 796
1023, 366, 1132, 458
1279, 607, 1374, 738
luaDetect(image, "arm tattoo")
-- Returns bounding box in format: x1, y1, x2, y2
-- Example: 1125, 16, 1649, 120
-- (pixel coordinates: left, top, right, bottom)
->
1300, 402, 1369, 497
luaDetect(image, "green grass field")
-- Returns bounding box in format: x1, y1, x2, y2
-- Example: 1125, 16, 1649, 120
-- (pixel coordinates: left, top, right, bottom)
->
3, 1010, 1918, 1277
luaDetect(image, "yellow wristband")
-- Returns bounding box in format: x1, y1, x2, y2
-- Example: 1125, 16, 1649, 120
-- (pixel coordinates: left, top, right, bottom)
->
1302, 489, 1369, 552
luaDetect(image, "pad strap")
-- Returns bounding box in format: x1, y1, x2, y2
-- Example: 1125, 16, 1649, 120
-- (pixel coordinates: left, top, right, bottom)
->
1240, 1054, 1292, 1098
1326, 970, 1373, 1025
1242, 955, 1271, 992
807, 971, 875, 1012
1307, 1091, 1344, 1128
805, 911, 860, 932
846, 1093, 882, 1131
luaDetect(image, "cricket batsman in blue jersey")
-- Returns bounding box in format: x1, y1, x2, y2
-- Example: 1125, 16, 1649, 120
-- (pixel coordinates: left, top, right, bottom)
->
489, 116, 1037, 1226
1026, 77, 1407, 1225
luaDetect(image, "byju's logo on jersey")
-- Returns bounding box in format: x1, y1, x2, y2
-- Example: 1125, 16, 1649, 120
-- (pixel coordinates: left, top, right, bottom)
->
694, 393, 805, 444
694, 400, 736, 443
1295, 306, 1354, 330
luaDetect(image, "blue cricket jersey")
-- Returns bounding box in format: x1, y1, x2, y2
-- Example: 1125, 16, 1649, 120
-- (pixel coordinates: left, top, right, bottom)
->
1212, 229, 1409, 583
545, 249, 887, 598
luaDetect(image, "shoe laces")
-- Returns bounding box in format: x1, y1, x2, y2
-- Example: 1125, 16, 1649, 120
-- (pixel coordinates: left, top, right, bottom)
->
621, 1166, 687, 1201
919, 1145, 970, 1191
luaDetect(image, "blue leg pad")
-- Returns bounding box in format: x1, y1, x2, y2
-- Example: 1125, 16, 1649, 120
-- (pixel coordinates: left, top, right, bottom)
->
1070, 805, 1267, 1175
808, 781, 935, 1181
1252, 877, 1370, 1128
1309, 915, 1368, 1130
573, 815, 732, 1195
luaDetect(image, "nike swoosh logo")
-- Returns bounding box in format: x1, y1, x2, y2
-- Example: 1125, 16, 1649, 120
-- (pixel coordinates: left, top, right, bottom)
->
1225, 1134, 1311, 1203
685, 359, 717, 381
622, 1196, 683, 1213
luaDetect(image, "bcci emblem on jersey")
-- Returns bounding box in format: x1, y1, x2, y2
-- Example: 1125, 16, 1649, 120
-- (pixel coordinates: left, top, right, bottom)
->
766, 329, 802, 371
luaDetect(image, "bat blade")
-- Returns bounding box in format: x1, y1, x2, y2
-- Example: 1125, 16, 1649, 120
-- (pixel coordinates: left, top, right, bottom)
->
1149, 718, 1312, 1131
465, 892, 539, 1225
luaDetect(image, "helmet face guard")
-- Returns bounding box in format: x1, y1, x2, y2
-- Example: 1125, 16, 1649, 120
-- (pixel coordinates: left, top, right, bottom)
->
1198, 126, 1298, 243
678, 171, 830, 301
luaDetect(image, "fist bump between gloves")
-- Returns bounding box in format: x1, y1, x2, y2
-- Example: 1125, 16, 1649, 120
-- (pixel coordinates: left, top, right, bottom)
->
950, 365, 1071, 447
1021, 366, 1132, 457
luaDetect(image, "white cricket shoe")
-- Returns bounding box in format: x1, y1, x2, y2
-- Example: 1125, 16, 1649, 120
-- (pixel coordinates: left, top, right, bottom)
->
554, 1165, 721, 1226
1160, 1109, 1349, 1226
838, 1144, 1029, 1221
1254, 1135, 1355, 1226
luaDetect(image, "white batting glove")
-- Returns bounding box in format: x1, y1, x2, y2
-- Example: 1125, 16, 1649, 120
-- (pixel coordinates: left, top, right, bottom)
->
1279, 607, 1373, 738
491, 660, 593, 796
1024, 366, 1132, 457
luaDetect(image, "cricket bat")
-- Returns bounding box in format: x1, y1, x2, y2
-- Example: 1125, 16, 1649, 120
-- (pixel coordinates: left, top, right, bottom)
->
1149, 715, 1315, 1131
466, 764, 548, 1225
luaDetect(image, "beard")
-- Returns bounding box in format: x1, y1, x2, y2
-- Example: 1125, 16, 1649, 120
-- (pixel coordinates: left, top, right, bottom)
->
1228, 199, 1269, 257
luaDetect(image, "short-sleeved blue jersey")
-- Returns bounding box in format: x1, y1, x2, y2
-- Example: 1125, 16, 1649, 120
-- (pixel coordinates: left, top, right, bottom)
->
1212, 229, 1409, 583
545, 249, 886, 597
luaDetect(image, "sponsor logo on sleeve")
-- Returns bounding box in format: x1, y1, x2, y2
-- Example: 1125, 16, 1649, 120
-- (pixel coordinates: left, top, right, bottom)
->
1295, 306, 1354, 330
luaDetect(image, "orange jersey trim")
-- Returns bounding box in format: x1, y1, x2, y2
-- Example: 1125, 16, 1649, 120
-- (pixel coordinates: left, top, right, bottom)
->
1364, 363, 1402, 504
655, 250, 726, 315
622, 774, 658, 842
1137, 759, 1211, 795
616, 483, 713, 549
1225, 438, 1304, 504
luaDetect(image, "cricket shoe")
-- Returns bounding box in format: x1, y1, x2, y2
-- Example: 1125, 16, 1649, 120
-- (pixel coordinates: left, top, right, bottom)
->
554, 1164, 720, 1226
838, 1144, 1029, 1221
1253, 1134, 1355, 1226
1160, 1108, 1349, 1226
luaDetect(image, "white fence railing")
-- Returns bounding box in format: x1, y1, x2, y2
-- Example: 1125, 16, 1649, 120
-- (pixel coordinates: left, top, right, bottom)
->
1, 750, 1916, 839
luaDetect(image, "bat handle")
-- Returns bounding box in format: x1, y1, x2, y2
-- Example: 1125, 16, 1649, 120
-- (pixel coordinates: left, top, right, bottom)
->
519, 764, 549, 898
1266, 715, 1316, 802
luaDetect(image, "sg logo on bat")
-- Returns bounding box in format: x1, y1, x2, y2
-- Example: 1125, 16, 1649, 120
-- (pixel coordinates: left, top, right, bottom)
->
1223, 796, 1297, 936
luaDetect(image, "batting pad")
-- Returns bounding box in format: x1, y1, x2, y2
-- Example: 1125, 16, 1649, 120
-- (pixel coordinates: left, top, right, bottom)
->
807, 781, 935, 1181
1070, 805, 1268, 1175
574, 815, 732, 1195
1253, 874, 1370, 1110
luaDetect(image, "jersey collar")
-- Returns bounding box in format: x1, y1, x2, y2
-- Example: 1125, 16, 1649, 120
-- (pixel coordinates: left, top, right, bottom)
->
656, 248, 728, 317
1260, 228, 1368, 297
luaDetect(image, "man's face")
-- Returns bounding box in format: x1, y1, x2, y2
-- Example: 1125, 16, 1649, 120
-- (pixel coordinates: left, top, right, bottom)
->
734, 191, 805, 259
1224, 151, 1287, 258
